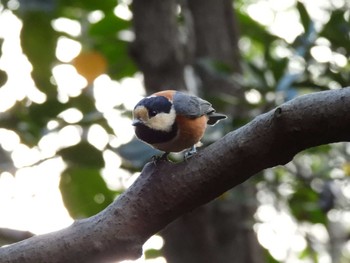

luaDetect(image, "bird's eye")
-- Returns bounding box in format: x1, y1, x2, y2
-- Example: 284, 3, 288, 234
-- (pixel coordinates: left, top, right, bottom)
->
149, 110, 158, 117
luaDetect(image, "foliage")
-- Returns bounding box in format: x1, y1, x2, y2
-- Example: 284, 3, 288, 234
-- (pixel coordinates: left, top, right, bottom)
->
0, 0, 349, 262
235, 2, 350, 261
0, 0, 137, 219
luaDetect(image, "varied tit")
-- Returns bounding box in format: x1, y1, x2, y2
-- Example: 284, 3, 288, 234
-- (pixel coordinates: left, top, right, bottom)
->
132, 90, 226, 158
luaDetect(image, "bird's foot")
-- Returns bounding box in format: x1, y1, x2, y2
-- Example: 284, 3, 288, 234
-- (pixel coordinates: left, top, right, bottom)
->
184, 146, 197, 160
151, 152, 169, 164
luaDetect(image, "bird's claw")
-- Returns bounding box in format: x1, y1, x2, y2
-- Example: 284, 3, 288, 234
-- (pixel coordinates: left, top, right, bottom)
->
184, 146, 197, 160
151, 152, 169, 164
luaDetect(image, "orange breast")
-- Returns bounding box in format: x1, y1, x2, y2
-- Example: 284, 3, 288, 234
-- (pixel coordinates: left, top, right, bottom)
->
152, 115, 208, 152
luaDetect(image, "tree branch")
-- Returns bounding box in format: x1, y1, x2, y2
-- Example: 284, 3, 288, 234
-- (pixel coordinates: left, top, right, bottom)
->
1, 88, 350, 263
0, 228, 34, 246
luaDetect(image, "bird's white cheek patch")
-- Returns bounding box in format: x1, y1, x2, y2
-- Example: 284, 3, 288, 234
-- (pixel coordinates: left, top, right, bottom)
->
147, 108, 176, 132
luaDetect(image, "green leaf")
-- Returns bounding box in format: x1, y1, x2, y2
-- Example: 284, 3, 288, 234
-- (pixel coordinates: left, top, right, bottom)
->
29, 99, 66, 124
144, 248, 162, 259
89, 11, 130, 37
0, 100, 65, 145
99, 39, 137, 79
263, 248, 280, 263
296, 2, 311, 33
68, 93, 96, 114
0, 69, 8, 87
58, 141, 104, 168
320, 9, 350, 53
289, 184, 327, 225
58, 0, 116, 12
298, 245, 319, 261
20, 11, 58, 96
60, 167, 115, 218
237, 11, 276, 45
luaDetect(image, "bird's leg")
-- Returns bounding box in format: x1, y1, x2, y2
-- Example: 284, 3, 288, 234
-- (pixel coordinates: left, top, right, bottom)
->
151, 152, 169, 163
160, 152, 169, 160
184, 145, 197, 160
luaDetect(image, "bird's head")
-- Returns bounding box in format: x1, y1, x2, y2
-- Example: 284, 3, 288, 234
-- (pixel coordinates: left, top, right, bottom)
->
132, 95, 176, 132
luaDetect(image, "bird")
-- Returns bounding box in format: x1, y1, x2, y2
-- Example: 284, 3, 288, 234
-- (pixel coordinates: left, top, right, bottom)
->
132, 90, 227, 159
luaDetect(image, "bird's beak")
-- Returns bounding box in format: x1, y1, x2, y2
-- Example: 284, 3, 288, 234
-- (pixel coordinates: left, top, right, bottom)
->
132, 119, 143, 126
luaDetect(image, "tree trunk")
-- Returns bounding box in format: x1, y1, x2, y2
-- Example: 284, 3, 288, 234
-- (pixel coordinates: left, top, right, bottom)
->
187, 0, 242, 100
130, 0, 187, 93
162, 184, 265, 263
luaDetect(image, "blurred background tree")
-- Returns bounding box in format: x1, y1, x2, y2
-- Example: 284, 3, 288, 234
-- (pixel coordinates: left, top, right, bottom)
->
0, 0, 349, 262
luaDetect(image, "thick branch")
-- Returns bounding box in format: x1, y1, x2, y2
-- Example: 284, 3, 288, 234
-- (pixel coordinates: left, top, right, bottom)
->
1, 88, 350, 262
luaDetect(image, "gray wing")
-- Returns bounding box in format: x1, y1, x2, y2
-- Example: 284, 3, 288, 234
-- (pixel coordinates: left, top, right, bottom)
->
173, 91, 214, 118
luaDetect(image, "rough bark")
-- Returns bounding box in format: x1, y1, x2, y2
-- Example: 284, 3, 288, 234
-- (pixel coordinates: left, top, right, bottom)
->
0, 88, 349, 263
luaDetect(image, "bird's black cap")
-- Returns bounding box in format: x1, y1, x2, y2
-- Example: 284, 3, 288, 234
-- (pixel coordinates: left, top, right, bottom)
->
135, 96, 172, 117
